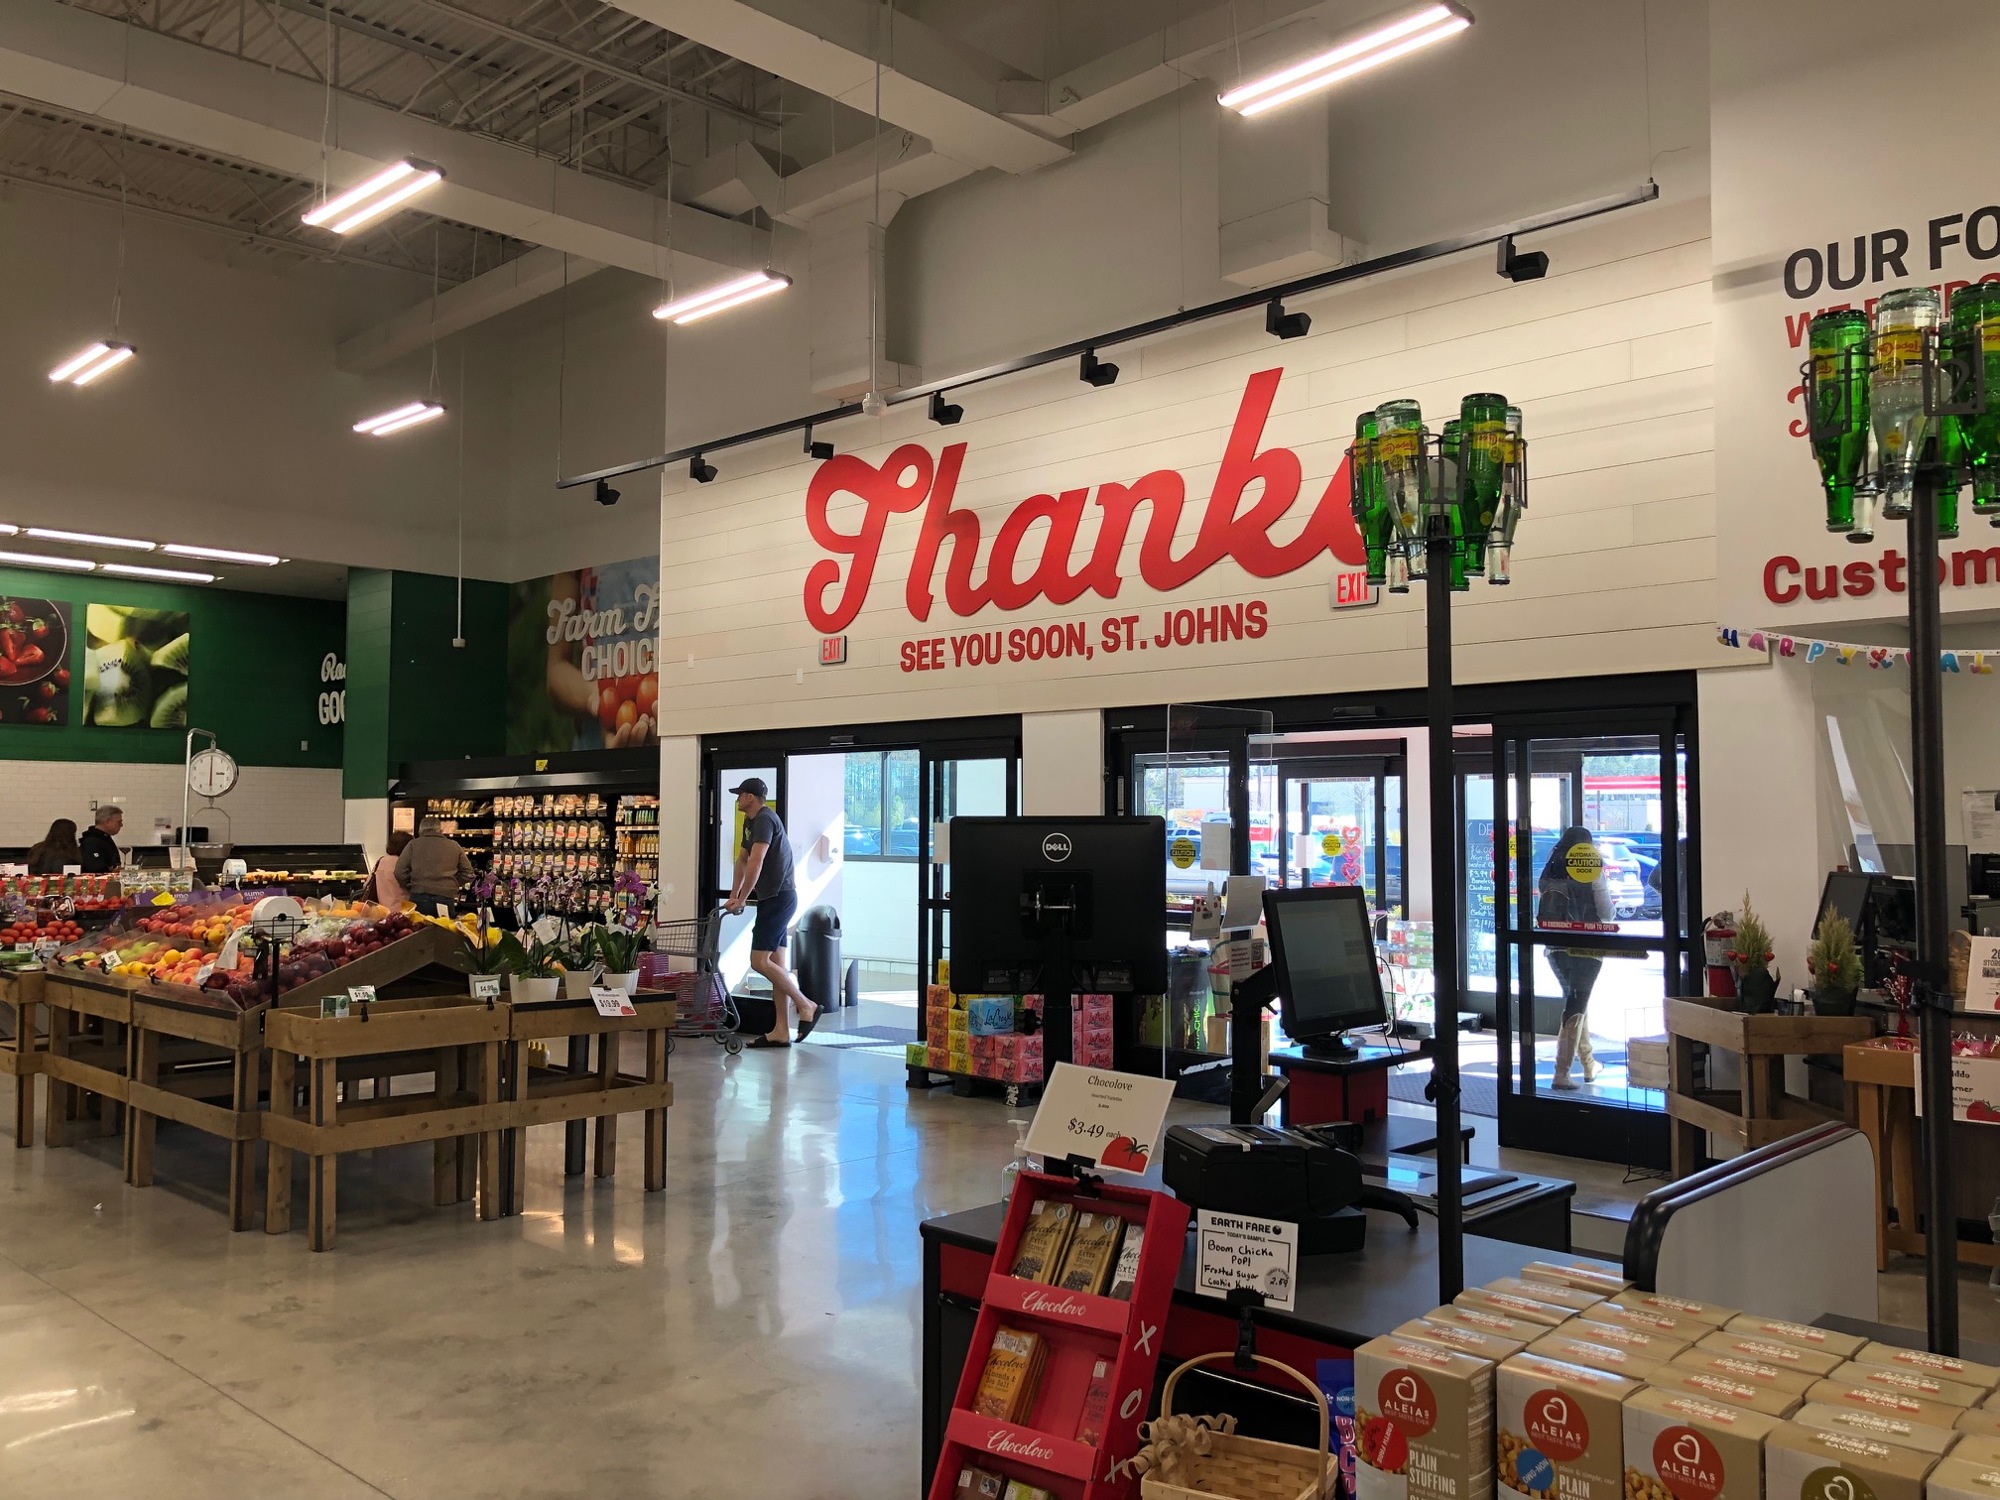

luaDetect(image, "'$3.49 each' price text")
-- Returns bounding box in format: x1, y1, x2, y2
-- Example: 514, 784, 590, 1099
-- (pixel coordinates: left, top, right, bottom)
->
1064, 1119, 1109, 1140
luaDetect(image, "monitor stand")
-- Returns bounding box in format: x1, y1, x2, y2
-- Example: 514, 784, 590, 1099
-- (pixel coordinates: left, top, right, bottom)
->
1301, 1033, 1361, 1060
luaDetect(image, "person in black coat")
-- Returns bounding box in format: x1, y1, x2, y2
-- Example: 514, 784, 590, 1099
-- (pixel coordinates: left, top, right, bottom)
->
78, 805, 123, 873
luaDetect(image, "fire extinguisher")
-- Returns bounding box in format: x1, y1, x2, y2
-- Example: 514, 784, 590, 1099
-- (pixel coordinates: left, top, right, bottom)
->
1703, 914, 1738, 999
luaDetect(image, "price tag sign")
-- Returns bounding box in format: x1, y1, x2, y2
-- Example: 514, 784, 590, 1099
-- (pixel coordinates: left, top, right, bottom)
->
591, 985, 637, 1018
1195, 1209, 1299, 1312
11, 942, 31, 954
347, 984, 376, 1012
1025, 1062, 1175, 1175
34, 939, 60, 962
193, 961, 214, 987
470, 975, 502, 1000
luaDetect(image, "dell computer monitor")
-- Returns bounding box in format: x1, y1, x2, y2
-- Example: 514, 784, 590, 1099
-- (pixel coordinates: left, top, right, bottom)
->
947, 816, 1169, 995
1262, 885, 1388, 1055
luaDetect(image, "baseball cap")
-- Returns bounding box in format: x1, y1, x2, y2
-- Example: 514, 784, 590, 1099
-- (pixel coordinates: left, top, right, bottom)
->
727, 777, 769, 799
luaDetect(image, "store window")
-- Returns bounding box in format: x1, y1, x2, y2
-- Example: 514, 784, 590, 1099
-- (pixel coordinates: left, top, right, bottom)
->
844, 749, 921, 859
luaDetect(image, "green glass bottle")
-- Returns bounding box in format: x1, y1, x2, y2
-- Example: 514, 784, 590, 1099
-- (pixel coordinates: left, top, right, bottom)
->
1351, 409, 1389, 585
1374, 398, 1426, 552
1808, 309, 1870, 534
1950, 281, 2000, 517
1458, 393, 1507, 576
1487, 405, 1525, 584
1872, 287, 1942, 518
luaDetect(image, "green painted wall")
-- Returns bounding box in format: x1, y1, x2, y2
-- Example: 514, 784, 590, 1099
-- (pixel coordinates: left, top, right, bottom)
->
0, 565, 345, 767
342, 569, 506, 799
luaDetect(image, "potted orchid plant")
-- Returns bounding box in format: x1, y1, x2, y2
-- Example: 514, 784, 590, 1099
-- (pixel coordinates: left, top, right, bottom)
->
589, 923, 644, 995
556, 926, 600, 999
501, 931, 562, 1005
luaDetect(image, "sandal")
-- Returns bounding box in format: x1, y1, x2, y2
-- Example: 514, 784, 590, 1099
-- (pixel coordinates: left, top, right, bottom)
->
746, 1035, 791, 1049
795, 1002, 823, 1044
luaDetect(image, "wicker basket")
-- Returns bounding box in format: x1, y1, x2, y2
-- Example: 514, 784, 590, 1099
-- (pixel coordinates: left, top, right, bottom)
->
1137, 1351, 1336, 1500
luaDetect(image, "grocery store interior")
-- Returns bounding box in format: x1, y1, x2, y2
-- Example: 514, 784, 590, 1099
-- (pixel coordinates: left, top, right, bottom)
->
9, 0, 2000, 1496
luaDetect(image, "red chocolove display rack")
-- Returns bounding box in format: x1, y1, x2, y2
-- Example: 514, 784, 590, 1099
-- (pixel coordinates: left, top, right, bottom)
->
929, 1169, 1190, 1500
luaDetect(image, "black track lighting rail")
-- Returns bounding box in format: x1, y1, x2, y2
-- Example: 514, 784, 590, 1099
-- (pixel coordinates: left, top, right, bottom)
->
557, 180, 1657, 491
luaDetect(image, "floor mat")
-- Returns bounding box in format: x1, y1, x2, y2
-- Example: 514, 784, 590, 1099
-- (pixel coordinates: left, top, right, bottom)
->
798, 1023, 918, 1050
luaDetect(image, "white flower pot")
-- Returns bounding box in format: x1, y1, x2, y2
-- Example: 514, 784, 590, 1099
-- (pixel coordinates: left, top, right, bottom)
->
602, 970, 640, 995
510, 974, 561, 1004
561, 969, 597, 1000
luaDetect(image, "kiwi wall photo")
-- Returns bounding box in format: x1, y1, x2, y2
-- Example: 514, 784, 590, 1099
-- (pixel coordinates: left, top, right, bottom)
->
83, 603, 191, 730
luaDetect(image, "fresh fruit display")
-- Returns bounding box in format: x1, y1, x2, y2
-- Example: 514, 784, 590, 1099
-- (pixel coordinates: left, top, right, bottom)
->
0, 595, 71, 727
53, 897, 421, 1007
0, 918, 84, 947
83, 602, 190, 730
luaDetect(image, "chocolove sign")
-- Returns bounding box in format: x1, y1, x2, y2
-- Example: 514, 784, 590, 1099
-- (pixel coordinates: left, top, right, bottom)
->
801, 368, 1367, 670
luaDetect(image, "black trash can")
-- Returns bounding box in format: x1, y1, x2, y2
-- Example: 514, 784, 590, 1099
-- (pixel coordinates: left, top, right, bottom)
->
795, 905, 843, 1012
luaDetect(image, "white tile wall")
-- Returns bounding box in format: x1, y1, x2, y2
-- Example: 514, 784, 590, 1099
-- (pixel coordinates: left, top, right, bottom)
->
0, 761, 345, 850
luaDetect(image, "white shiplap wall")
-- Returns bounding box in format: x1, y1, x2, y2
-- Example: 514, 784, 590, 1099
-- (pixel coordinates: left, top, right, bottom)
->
1, 762, 344, 850
656, 198, 1730, 735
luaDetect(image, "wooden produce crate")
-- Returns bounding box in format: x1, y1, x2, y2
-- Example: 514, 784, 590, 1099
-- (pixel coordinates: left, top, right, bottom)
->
39, 968, 137, 1148
263, 994, 510, 1251
500, 993, 676, 1214
1666, 995, 1873, 1177
0, 967, 46, 1148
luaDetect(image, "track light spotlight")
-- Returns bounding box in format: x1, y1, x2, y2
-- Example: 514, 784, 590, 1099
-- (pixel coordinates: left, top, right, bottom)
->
929, 391, 964, 426
1080, 350, 1119, 387
804, 426, 834, 461
690, 455, 718, 484
594, 479, 621, 506
1496, 235, 1549, 282
1266, 299, 1311, 340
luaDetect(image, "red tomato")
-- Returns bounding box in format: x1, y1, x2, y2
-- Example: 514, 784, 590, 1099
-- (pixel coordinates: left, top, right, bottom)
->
636, 674, 658, 714
615, 700, 638, 734
596, 682, 621, 733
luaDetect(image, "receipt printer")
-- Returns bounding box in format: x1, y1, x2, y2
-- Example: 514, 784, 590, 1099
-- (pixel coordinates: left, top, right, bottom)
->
1162, 1122, 1368, 1254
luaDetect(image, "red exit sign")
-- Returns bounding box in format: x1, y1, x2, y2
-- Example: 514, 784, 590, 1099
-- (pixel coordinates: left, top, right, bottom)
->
1331, 571, 1379, 609
819, 635, 848, 665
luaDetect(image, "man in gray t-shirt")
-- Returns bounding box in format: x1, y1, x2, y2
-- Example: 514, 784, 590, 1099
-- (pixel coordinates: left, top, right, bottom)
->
724, 778, 820, 1047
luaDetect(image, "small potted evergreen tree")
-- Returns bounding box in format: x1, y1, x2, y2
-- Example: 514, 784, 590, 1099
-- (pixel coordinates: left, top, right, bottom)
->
1728, 892, 1778, 1014
1807, 903, 1864, 1016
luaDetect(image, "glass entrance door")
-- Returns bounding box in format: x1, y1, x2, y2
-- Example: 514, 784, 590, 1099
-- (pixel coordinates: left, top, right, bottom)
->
1272, 763, 1404, 915
920, 750, 1019, 1012
1488, 721, 1688, 1168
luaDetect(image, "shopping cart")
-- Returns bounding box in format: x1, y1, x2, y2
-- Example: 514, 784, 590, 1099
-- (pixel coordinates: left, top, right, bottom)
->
650, 909, 742, 1055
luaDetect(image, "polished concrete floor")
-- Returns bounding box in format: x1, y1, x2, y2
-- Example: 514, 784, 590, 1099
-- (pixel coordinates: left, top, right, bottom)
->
5, 1024, 2000, 1499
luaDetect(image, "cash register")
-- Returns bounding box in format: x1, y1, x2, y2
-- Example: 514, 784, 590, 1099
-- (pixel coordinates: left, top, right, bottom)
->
1164, 886, 1420, 1253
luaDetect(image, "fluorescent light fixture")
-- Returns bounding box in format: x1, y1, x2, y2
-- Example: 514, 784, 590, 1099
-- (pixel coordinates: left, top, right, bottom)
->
163, 543, 284, 566
48, 341, 136, 386
100, 562, 217, 584
353, 401, 446, 436
0, 525, 16, 536
652, 271, 791, 325
25, 527, 155, 551
1219, 4, 1471, 117
0, 551, 95, 573
302, 159, 443, 235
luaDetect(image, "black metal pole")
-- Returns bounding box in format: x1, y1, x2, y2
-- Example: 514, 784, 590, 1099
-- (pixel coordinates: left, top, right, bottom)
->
1426, 520, 1464, 1301
1907, 461, 1959, 1354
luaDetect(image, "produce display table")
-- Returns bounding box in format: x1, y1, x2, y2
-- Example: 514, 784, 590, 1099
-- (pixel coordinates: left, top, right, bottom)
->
123, 988, 267, 1230
500, 993, 675, 1213
0, 967, 45, 1147
39, 970, 134, 1148
1665, 995, 1871, 1176
1844, 1036, 2000, 1272
263, 995, 511, 1251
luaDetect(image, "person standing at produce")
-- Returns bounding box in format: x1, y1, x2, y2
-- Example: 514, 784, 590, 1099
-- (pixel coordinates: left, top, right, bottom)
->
395, 818, 473, 916
78, 805, 122, 873
367, 830, 413, 909
725, 778, 821, 1048
26, 819, 80, 874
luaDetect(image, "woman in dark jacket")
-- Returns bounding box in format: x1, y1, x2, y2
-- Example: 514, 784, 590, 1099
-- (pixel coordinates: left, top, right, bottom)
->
1536, 825, 1607, 1089
26, 818, 80, 875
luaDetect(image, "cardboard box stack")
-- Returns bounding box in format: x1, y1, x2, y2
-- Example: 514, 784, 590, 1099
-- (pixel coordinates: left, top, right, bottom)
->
1375, 1271, 2000, 1500
920, 980, 1113, 1083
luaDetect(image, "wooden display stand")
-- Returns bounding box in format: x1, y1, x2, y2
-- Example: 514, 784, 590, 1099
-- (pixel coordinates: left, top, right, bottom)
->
1665, 995, 1872, 1177
1843, 1037, 2000, 1272
0, 968, 45, 1147
928, 1170, 1191, 1500
500, 993, 676, 1215
123, 990, 267, 1230
39, 969, 134, 1148
264, 993, 511, 1251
